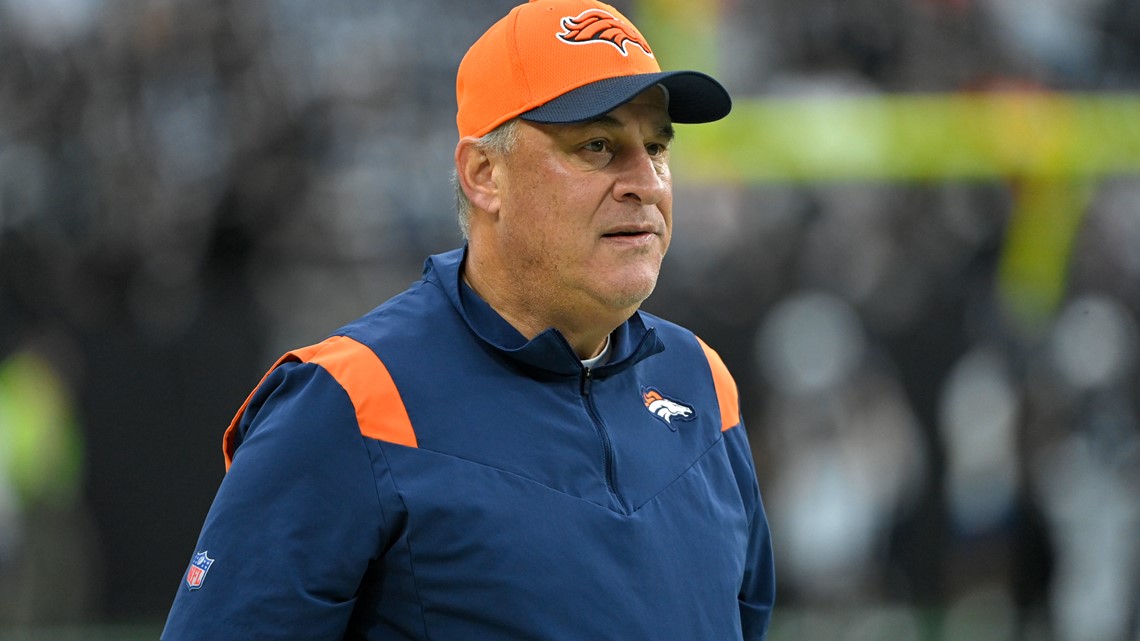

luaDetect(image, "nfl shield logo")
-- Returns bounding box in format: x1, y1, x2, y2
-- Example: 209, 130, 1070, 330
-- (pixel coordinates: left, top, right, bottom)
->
185, 551, 214, 590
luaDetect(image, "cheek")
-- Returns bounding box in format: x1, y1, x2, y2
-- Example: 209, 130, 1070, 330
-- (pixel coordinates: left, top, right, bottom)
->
499, 185, 568, 262
511, 181, 589, 241
660, 195, 674, 245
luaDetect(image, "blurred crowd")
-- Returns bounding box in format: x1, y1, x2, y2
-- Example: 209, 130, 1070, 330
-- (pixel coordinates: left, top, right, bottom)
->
1, 0, 1138, 639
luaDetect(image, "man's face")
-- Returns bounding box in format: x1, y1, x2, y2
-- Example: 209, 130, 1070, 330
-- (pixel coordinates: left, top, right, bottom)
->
489, 87, 674, 324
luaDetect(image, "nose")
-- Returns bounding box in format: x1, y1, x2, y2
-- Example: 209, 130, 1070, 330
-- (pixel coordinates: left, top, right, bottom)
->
613, 147, 669, 206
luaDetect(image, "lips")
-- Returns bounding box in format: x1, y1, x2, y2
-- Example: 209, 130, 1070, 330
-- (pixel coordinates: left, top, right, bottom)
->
601, 223, 658, 238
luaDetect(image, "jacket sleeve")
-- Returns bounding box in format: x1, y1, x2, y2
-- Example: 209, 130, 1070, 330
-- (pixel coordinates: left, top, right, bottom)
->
162, 361, 388, 640
697, 336, 776, 640
724, 419, 776, 641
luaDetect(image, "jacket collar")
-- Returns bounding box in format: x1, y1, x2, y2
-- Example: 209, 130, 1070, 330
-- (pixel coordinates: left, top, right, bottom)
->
423, 247, 664, 376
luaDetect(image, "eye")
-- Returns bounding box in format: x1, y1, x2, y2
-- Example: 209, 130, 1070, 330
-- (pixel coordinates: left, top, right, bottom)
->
646, 142, 668, 157
583, 139, 609, 153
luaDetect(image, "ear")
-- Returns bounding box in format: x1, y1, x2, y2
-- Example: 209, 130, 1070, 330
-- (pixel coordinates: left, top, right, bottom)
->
455, 138, 501, 215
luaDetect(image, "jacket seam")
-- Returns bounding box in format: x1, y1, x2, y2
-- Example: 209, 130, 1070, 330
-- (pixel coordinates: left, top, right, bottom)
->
373, 440, 435, 641
370, 440, 636, 515
631, 431, 726, 512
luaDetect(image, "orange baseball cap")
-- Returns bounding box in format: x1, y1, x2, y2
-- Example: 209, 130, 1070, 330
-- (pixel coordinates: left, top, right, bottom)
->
456, 0, 731, 139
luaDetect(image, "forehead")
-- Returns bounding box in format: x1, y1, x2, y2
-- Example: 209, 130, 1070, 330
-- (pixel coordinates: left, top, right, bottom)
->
596, 85, 670, 128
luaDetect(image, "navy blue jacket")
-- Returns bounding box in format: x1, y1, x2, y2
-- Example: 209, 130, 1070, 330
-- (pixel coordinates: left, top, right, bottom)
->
163, 248, 775, 640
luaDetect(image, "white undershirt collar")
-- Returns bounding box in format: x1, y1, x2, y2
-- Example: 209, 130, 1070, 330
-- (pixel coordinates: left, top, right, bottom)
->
580, 334, 612, 369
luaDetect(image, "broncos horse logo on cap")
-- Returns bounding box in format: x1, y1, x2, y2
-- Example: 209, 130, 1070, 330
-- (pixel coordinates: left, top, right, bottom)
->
557, 9, 653, 57
642, 387, 695, 430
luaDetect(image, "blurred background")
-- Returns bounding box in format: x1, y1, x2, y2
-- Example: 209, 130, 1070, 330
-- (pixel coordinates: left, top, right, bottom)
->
1, 0, 1138, 639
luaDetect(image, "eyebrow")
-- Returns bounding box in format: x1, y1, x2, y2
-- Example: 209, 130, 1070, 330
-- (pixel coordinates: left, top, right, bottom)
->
578, 114, 676, 141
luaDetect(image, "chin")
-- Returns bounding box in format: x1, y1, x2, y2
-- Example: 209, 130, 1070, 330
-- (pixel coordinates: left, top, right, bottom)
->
602, 276, 659, 310
585, 257, 662, 308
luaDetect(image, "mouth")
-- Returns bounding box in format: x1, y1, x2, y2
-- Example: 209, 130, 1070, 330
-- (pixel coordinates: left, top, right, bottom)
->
601, 231, 657, 249
601, 224, 659, 239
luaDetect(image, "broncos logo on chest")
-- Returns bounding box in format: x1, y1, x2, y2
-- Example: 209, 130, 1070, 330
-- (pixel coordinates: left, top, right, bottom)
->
642, 388, 696, 429
557, 9, 654, 57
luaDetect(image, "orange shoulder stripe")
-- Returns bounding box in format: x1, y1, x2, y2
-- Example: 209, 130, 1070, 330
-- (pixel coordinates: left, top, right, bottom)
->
697, 337, 741, 432
222, 346, 319, 470
222, 335, 417, 470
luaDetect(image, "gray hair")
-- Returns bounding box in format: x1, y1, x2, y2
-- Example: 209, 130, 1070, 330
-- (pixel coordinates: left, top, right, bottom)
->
453, 119, 519, 239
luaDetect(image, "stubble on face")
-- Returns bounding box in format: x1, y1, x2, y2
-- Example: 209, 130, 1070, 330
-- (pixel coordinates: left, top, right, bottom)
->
467, 88, 674, 351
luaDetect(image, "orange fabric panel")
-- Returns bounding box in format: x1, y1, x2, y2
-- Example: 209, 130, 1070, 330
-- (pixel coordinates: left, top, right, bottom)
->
306, 335, 418, 449
696, 337, 741, 432
222, 336, 417, 471
222, 345, 319, 470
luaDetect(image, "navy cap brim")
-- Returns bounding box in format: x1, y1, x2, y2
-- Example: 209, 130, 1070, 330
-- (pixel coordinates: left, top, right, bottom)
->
520, 71, 731, 125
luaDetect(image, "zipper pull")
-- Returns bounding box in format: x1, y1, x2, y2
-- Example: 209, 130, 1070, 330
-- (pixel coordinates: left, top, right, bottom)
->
580, 367, 592, 396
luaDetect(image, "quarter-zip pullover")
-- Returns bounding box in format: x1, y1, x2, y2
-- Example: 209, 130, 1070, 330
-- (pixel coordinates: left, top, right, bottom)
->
162, 247, 775, 640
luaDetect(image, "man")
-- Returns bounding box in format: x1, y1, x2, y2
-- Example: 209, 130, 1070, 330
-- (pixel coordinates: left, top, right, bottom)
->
162, 0, 775, 639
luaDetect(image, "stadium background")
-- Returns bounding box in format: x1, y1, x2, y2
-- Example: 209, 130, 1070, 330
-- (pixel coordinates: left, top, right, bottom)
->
1, 0, 1138, 638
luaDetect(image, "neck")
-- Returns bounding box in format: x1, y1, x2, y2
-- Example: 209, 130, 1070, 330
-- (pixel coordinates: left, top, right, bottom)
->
462, 252, 626, 360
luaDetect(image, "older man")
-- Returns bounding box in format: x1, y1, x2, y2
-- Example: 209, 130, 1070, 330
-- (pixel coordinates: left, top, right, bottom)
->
163, 1, 774, 639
